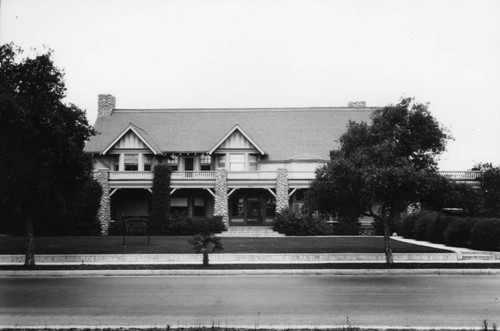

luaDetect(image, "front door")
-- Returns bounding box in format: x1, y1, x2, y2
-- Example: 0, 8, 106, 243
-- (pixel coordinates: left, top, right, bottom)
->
246, 198, 262, 224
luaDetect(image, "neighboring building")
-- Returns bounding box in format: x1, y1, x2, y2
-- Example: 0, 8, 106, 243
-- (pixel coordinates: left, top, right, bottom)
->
84, 94, 374, 233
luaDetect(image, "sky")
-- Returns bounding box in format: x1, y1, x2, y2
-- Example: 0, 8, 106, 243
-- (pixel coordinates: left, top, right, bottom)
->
1, 0, 499, 170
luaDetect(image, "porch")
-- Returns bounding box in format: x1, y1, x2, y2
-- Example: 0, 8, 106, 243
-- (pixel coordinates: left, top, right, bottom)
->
107, 170, 316, 189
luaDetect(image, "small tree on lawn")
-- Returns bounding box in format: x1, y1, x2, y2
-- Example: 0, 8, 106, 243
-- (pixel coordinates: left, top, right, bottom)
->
188, 233, 224, 266
306, 98, 450, 265
150, 164, 171, 232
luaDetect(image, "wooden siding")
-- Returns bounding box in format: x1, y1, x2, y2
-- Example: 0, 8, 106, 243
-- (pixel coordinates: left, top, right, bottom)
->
218, 130, 256, 150
113, 131, 148, 149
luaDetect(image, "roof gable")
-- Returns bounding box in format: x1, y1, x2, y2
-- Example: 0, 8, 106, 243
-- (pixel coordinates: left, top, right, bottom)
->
101, 123, 162, 155
209, 125, 266, 155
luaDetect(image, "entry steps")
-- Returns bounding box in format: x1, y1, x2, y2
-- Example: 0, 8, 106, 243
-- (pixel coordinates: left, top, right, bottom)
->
218, 226, 285, 237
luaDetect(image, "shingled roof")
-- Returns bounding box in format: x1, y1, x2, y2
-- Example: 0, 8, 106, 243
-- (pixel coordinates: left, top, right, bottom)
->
84, 107, 375, 162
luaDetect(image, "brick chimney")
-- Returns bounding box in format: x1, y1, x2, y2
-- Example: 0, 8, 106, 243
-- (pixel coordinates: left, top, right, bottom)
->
97, 94, 116, 118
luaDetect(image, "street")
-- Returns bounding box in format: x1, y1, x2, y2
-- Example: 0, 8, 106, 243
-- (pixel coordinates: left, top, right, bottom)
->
1, 275, 499, 328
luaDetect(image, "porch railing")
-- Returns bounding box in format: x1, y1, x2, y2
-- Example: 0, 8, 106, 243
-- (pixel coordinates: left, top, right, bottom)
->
105, 170, 482, 182
109, 171, 153, 180
439, 171, 482, 180
227, 171, 278, 180
171, 171, 216, 179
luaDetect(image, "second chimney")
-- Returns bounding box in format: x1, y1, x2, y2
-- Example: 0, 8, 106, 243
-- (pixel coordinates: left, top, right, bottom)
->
98, 94, 116, 118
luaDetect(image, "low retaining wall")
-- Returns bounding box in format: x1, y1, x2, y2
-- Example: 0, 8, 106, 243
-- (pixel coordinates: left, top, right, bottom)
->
0, 253, 459, 265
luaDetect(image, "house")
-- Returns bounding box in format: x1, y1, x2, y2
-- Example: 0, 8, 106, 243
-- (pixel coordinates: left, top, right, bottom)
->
84, 95, 375, 234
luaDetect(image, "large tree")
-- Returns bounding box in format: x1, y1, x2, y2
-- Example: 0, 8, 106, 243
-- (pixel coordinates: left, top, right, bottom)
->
0, 43, 95, 266
306, 98, 450, 264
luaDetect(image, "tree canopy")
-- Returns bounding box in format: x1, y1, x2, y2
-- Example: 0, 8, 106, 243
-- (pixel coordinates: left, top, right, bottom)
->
305, 98, 450, 264
0, 43, 97, 265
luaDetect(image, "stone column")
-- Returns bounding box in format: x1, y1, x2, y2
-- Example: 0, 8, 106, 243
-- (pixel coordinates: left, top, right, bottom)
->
276, 168, 289, 214
214, 168, 229, 228
95, 168, 111, 236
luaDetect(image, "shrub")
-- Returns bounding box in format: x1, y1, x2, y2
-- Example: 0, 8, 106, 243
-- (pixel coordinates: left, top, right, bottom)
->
273, 212, 333, 236
470, 219, 500, 251
167, 214, 225, 235
70, 178, 103, 235
333, 217, 360, 235
400, 213, 419, 239
413, 211, 439, 241
425, 215, 450, 244
443, 217, 475, 248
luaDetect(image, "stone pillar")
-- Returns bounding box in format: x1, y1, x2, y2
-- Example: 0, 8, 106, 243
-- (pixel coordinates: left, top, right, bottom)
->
95, 168, 111, 236
214, 168, 229, 228
276, 168, 289, 214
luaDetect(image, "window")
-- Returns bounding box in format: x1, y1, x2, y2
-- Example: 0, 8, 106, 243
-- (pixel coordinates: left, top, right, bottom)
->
217, 155, 225, 169
249, 155, 258, 171
112, 155, 119, 171
167, 155, 179, 171
231, 198, 245, 217
124, 154, 138, 171
266, 198, 276, 218
193, 198, 205, 217
230, 153, 245, 171
170, 197, 188, 215
144, 155, 153, 171
201, 155, 211, 171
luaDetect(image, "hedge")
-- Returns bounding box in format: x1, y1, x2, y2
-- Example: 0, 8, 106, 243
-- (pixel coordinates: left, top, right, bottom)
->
413, 211, 439, 241
425, 215, 450, 244
470, 219, 500, 251
273, 213, 333, 236
166, 214, 226, 236
443, 217, 476, 248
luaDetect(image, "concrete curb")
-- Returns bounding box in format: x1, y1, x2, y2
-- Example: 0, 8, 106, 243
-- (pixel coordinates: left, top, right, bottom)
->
2, 268, 500, 277
0, 325, 488, 330
0, 252, 469, 265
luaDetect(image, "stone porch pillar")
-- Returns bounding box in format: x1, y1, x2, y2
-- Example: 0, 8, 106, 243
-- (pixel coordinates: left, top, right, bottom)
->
95, 168, 111, 236
276, 168, 289, 214
214, 168, 229, 228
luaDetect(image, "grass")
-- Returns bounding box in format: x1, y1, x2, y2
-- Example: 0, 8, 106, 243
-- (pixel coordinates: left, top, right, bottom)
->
0, 235, 451, 255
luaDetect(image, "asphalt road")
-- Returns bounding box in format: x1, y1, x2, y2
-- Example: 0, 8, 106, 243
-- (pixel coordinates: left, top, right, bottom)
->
1, 275, 499, 328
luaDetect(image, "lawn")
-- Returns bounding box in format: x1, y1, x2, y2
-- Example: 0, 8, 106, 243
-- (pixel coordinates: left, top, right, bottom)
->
0, 235, 451, 254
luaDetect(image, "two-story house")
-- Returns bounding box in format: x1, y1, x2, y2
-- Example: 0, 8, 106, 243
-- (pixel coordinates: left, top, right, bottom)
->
84, 94, 374, 234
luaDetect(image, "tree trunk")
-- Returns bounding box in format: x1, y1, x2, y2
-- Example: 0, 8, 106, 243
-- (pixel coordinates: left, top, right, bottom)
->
381, 207, 393, 266
202, 251, 209, 266
24, 215, 36, 267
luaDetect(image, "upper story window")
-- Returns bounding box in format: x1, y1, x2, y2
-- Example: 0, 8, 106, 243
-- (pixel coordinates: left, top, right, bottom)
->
112, 155, 119, 171
230, 153, 245, 171
217, 155, 226, 169
201, 154, 211, 171
249, 155, 258, 171
144, 155, 153, 171
167, 155, 179, 171
124, 154, 138, 171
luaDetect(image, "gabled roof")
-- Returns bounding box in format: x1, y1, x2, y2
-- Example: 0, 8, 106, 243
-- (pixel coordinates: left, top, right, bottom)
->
85, 107, 375, 161
101, 123, 162, 155
209, 124, 266, 155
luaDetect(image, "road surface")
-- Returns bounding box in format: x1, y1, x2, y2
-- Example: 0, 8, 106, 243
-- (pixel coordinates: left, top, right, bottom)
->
1, 275, 499, 328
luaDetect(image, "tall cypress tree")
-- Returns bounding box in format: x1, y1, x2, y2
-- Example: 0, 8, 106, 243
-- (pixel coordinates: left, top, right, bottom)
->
151, 164, 171, 232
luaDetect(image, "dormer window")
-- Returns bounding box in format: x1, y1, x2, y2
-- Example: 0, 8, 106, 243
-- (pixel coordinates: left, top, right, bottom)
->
124, 154, 139, 171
